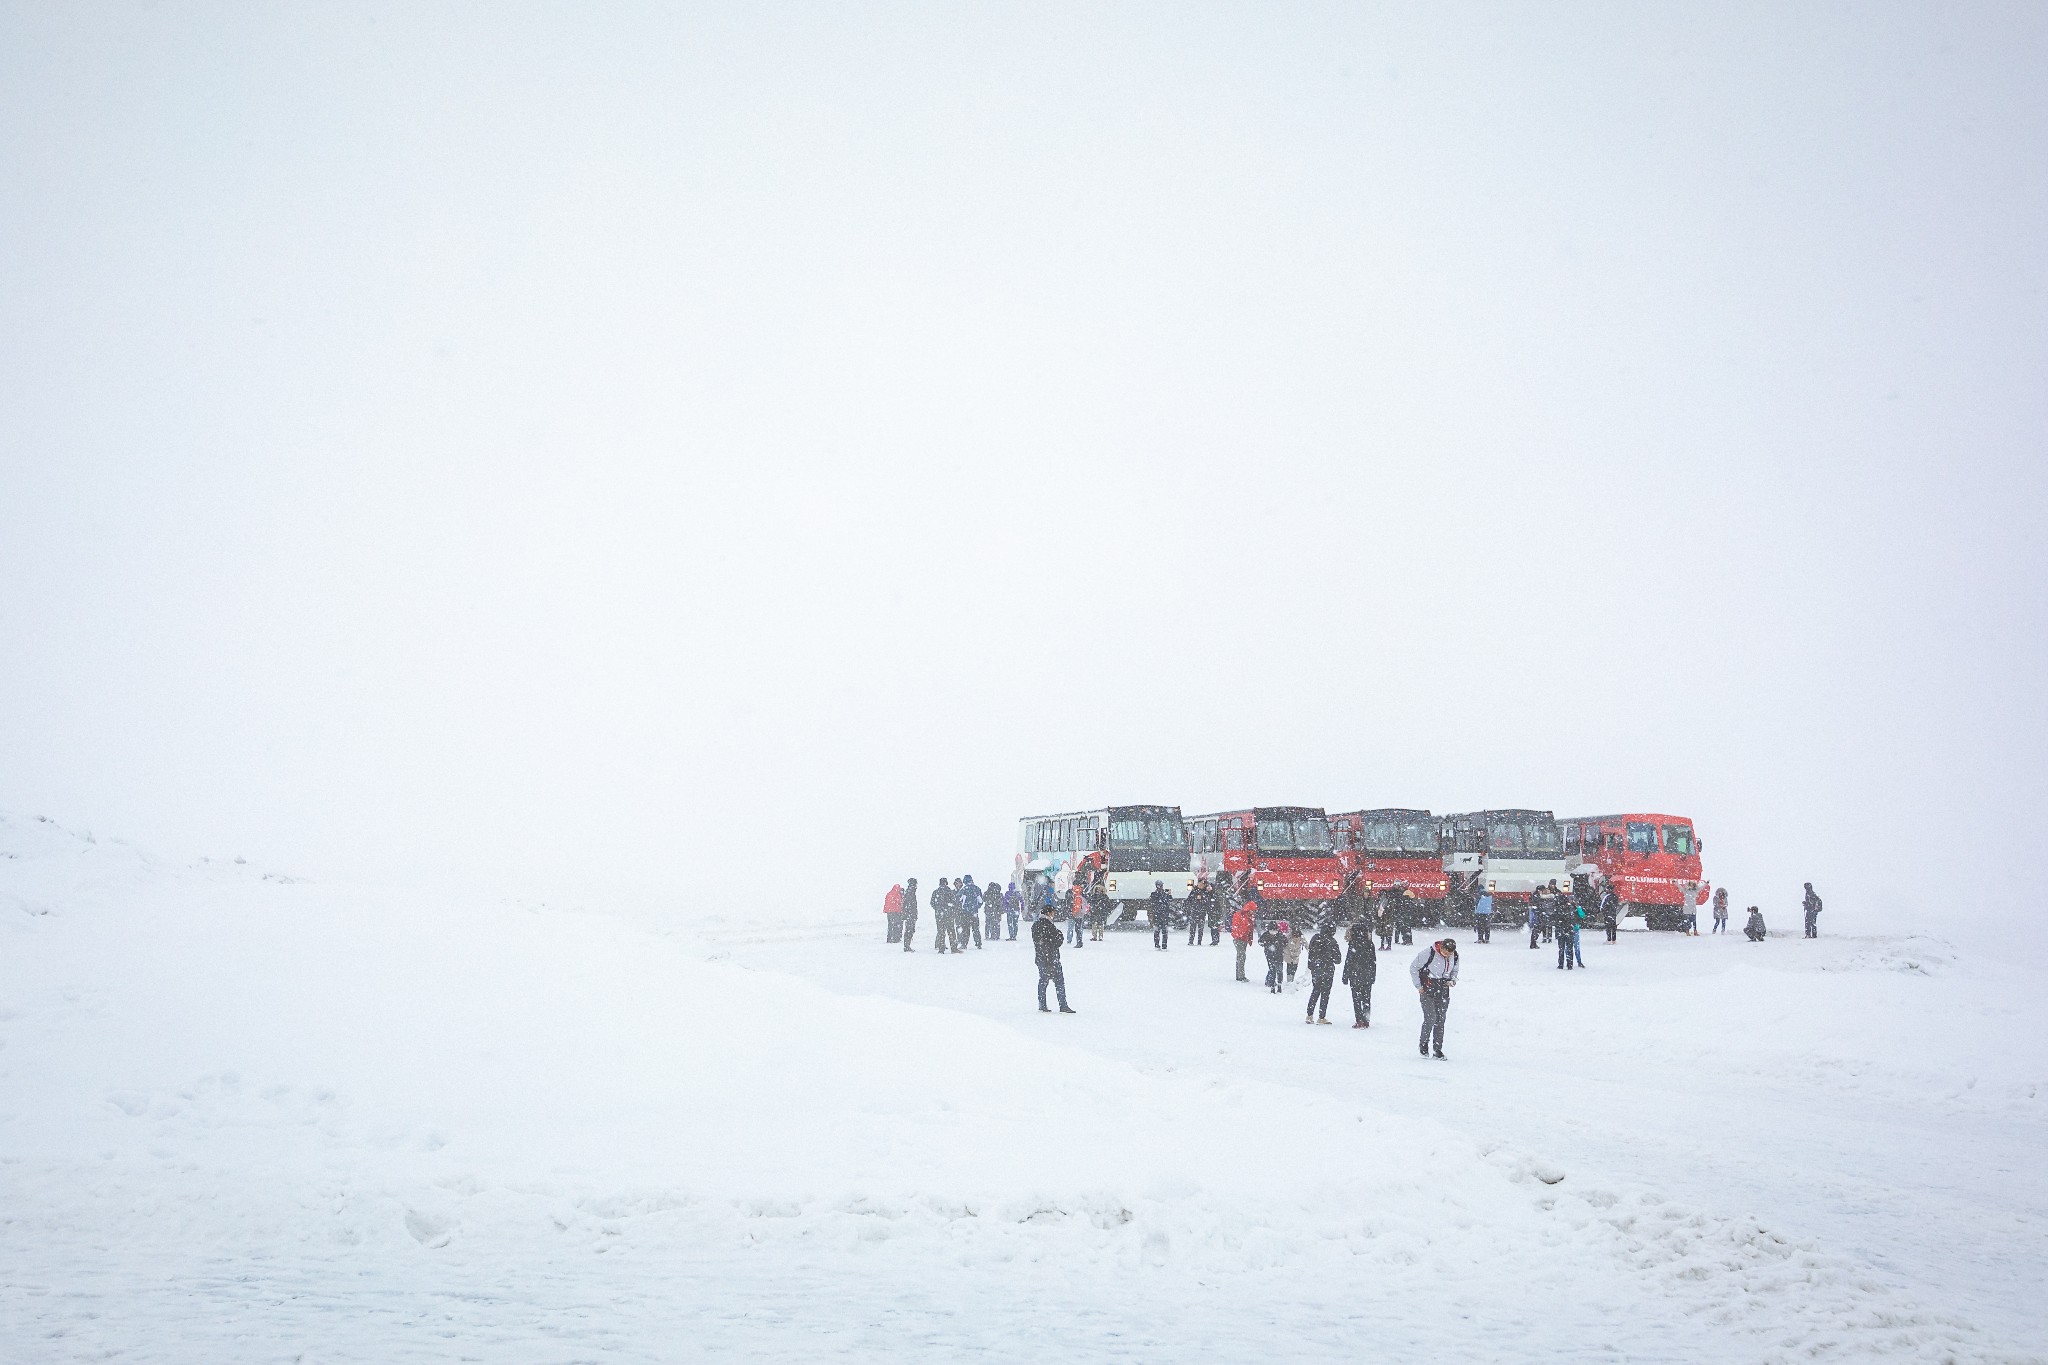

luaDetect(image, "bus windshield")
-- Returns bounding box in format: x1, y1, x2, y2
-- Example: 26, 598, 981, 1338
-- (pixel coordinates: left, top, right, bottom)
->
1364, 820, 1439, 855
1256, 817, 1333, 853
1491, 821, 1561, 855
1112, 817, 1185, 849
1664, 824, 1695, 856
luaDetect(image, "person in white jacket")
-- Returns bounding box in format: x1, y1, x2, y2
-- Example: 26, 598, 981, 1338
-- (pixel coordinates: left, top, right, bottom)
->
1410, 938, 1460, 1059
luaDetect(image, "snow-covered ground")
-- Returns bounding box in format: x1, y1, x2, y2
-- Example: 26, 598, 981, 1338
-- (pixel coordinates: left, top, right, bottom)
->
2, 814, 2042, 1363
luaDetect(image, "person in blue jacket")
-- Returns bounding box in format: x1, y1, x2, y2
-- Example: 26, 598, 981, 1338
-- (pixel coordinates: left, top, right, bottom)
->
1002, 881, 1023, 940
1473, 889, 1493, 944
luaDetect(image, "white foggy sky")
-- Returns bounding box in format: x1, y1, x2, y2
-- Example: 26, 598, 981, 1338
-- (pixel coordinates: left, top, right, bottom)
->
3, 3, 2044, 928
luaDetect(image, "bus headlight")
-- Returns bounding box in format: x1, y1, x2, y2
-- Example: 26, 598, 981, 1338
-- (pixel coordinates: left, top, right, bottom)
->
1487, 880, 1496, 892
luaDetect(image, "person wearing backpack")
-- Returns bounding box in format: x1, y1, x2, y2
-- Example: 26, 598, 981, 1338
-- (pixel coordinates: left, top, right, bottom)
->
956, 875, 982, 950
1342, 916, 1377, 1027
1304, 923, 1341, 1024
1802, 883, 1823, 938
1410, 938, 1460, 1059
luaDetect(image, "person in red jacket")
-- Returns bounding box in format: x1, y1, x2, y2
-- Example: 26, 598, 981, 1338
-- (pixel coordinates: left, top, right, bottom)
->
1230, 901, 1256, 982
883, 883, 904, 943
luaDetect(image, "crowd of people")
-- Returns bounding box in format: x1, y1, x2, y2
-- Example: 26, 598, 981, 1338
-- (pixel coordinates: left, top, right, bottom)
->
881, 866, 1824, 1059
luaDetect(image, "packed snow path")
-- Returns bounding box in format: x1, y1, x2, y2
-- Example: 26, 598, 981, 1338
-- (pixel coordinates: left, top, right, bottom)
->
2, 818, 2042, 1363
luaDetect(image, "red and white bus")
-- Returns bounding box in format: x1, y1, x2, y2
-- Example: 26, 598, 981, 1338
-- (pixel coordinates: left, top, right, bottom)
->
1561, 813, 1705, 931
1015, 805, 1192, 921
1329, 809, 1448, 904
1185, 807, 1344, 915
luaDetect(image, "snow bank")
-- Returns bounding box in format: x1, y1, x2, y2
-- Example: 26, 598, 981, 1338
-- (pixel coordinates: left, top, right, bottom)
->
1, 814, 2039, 1362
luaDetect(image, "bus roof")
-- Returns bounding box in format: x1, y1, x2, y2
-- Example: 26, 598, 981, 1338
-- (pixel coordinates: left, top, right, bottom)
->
1560, 813, 1694, 827
1330, 808, 1434, 821
1188, 806, 1329, 821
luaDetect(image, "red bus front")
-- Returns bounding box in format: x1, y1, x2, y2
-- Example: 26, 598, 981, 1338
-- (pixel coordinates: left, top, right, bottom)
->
1332, 809, 1447, 903
1189, 807, 1344, 907
1562, 813, 1704, 927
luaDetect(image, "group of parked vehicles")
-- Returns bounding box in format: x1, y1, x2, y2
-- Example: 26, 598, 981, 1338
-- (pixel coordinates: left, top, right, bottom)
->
1016, 804, 1708, 932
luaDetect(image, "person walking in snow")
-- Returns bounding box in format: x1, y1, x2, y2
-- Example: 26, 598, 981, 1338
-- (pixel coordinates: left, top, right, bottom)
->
1342, 916, 1377, 1027
1802, 883, 1823, 938
1473, 888, 1493, 944
1150, 880, 1175, 950
1556, 897, 1584, 970
900, 877, 920, 952
960, 875, 984, 949
1601, 882, 1621, 943
1032, 898, 1075, 1014
1088, 879, 1113, 941
1527, 896, 1542, 950
1003, 880, 1023, 940
1376, 893, 1394, 952
1259, 919, 1287, 993
1186, 875, 1215, 946
1411, 937, 1459, 1059
1068, 884, 1088, 949
884, 882, 905, 943
1283, 921, 1306, 989
1744, 906, 1767, 942
1304, 922, 1341, 1024
1230, 899, 1256, 982
1711, 886, 1729, 935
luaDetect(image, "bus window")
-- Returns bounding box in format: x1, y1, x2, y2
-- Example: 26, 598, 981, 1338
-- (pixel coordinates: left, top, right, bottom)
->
1487, 822, 1524, 852
1564, 827, 1580, 854
1626, 822, 1656, 854
1664, 824, 1695, 856
1333, 827, 1352, 852
1224, 828, 1243, 851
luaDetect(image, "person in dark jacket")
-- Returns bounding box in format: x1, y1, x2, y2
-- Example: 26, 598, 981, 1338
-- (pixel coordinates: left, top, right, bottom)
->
1259, 920, 1287, 993
1390, 889, 1414, 946
982, 879, 1003, 943
960, 875, 984, 949
1376, 893, 1394, 951
1527, 897, 1541, 950
900, 877, 920, 952
929, 878, 954, 952
1304, 923, 1341, 1024
1150, 881, 1174, 950
1802, 883, 1823, 938
1744, 906, 1767, 941
1342, 918, 1377, 1027
1186, 875, 1215, 946
1003, 881, 1023, 940
1032, 905, 1075, 1012
1601, 883, 1621, 942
